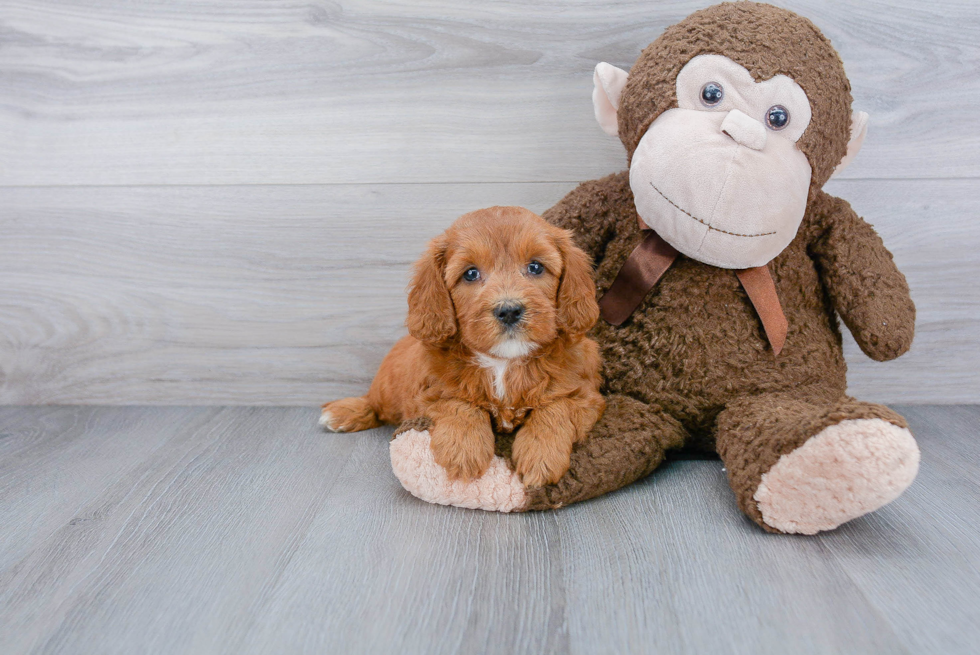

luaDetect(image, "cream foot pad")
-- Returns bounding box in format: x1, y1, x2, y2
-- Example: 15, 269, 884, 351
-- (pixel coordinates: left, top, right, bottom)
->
754, 418, 920, 535
389, 429, 527, 512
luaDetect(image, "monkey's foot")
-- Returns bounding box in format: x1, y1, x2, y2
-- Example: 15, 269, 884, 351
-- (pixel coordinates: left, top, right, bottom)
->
389, 429, 527, 512
754, 419, 919, 535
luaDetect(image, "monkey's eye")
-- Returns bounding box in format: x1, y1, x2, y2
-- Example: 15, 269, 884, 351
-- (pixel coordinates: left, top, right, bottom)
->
766, 105, 790, 130
700, 82, 724, 107
462, 267, 481, 282
526, 261, 544, 276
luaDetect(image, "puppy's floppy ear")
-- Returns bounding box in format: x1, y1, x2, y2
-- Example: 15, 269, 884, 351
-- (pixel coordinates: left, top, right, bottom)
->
406, 234, 457, 343
554, 229, 600, 335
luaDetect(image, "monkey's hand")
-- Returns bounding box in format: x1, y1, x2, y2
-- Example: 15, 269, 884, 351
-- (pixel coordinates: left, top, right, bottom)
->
810, 193, 915, 361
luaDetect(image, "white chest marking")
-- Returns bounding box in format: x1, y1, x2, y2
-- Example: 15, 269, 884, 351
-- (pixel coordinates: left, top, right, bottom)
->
475, 352, 509, 400
490, 339, 537, 359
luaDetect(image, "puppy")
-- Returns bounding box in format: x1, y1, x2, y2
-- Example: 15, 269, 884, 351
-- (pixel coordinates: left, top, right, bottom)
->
320, 206, 604, 487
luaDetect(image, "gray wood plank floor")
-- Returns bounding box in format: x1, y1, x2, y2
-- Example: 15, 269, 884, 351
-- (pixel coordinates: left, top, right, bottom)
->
1, 405, 977, 655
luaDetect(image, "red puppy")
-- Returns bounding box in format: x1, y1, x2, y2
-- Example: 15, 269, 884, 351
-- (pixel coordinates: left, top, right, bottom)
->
320, 206, 604, 487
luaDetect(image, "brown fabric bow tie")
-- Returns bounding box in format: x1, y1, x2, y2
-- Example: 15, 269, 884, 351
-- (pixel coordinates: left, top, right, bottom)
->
598, 222, 788, 355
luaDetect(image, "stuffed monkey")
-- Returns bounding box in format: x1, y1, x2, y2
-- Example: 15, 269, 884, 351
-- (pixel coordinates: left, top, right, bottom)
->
389, 2, 919, 534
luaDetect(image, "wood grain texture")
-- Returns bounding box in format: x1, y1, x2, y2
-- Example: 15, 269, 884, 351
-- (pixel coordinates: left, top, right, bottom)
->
0, 405, 977, 654
1, 0, 977, 185
820, 405, 980, 655
1, 0, 976, 404
1, 179, 976, 405
0, 406, 222, 570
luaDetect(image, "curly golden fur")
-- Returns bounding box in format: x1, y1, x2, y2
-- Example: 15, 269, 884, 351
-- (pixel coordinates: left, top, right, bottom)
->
321, 206, 605, 487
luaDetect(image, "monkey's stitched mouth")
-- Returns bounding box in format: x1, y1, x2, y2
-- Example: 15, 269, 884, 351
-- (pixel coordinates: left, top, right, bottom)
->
649, 181, 776, 238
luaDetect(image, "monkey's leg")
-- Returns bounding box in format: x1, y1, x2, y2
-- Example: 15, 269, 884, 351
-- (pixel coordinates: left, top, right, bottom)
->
389, 394, 687, 512
523, 394, 686, 509
716, 392, 920, 535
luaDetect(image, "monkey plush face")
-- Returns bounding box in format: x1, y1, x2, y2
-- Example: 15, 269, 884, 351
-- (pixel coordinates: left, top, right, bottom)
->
592, 2, 868, 269
630, 54, 813, 268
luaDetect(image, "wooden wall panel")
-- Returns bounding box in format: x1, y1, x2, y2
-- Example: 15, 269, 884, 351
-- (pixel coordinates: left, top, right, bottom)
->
0, 0, 977, 185
0, 1, 975, 404
1, 179, 974, 404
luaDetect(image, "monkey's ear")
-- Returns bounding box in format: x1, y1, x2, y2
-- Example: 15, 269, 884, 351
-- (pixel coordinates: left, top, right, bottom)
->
406, 235, 457, 344
830, 111, 869, 179
593, 63, 629, 137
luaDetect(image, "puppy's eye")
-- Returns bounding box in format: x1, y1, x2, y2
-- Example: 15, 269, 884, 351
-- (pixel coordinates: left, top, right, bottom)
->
462, 267, 481, 282
526, 261, 544, 276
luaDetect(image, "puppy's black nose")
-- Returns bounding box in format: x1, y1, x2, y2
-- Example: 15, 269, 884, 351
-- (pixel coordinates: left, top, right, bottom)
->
494, 302, 525, 327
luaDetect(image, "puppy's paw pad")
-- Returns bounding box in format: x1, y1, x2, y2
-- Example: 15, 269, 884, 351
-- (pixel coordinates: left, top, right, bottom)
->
319, 410, 353, 432
433, 448, 494, 482
428, 426, 494, 482
517, 464, 564, 489
390, 429, 527, 512
318, 410, 340, 431
512, 439, 570, 488
319, 397, 379, 432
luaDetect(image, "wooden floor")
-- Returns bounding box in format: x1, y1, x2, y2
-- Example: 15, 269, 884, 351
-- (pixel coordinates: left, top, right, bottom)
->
0, 405, 976, 654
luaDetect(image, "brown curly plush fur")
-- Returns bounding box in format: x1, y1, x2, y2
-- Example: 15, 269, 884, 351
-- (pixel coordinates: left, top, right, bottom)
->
516, 3, 916, 531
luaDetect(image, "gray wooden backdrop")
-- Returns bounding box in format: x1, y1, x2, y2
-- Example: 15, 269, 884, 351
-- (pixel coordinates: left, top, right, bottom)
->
1, 0, 977, 405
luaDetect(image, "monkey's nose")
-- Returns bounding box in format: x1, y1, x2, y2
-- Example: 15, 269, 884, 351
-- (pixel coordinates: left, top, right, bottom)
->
721, 109, 767, 151
493, 302, 525, 327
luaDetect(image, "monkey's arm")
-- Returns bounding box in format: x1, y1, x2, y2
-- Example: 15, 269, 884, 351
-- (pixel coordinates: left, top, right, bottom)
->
542, 171, 632, 265
809, 193, 915, 362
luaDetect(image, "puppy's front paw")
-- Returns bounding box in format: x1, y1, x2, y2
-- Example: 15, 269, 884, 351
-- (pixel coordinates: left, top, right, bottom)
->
429, 422, 495, 481
512, 427, 572, 488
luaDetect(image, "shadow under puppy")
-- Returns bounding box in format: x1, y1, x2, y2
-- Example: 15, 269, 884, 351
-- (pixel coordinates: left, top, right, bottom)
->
321, 206, 605, 487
